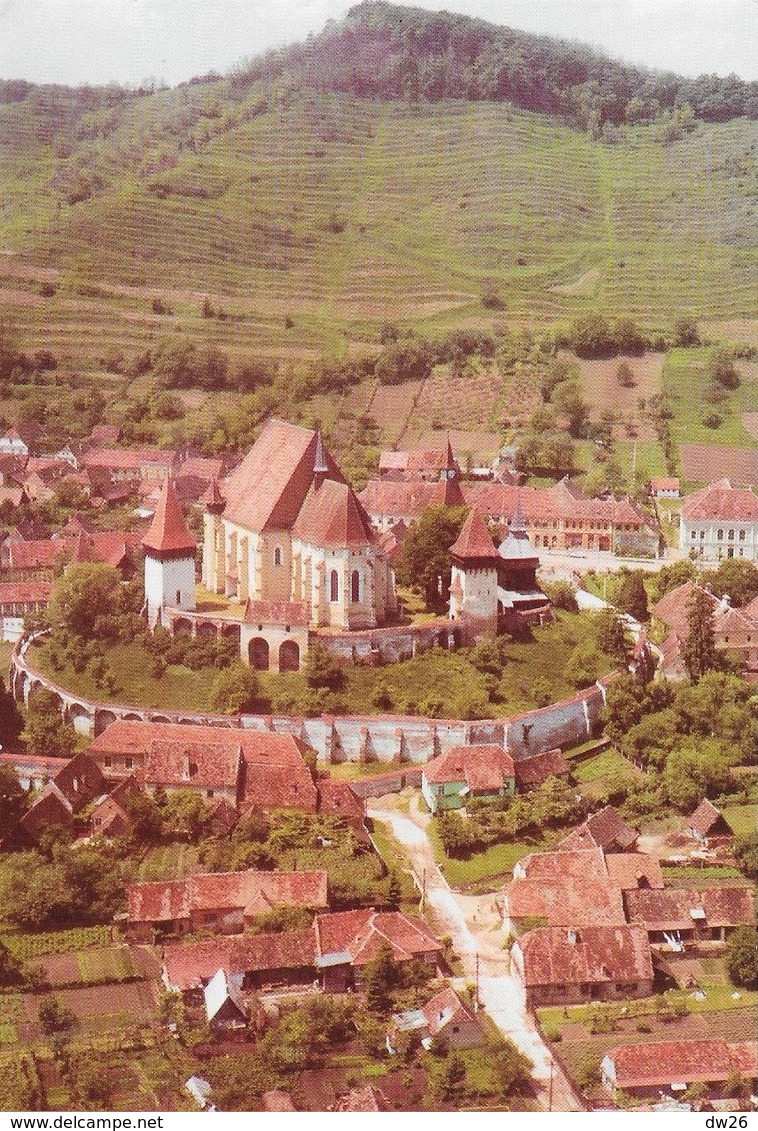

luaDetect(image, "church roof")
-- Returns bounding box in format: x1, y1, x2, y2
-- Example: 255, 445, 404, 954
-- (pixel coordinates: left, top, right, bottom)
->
142, 478, 196, 555
293, 479, 375, 549
220, 419, 344, 532
449, 508, 499, 562
199, 477, 225, 510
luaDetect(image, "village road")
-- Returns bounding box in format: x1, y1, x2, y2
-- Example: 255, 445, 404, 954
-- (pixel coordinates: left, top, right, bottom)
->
368, 802, 583, 1112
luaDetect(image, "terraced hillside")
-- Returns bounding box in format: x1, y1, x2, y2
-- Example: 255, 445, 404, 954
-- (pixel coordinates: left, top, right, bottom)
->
1, 86, 756, 370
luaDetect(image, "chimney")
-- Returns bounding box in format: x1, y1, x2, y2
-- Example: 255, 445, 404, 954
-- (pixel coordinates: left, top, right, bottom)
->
567, 929, 578, 945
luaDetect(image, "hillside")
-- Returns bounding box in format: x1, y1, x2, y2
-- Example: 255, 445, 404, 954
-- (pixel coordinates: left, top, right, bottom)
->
0, 2, 755, 482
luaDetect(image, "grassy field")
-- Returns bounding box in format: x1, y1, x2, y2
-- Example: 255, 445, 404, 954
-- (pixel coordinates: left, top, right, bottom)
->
723, 804, 757, 839
28, 610, 610, 718
135, 842, 200, 882
663, 347, 758, 451
571, 747, 643, 801
426, 819, 551, 889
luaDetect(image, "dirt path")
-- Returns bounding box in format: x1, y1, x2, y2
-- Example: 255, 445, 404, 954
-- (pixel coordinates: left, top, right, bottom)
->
369, 802, 584, 1111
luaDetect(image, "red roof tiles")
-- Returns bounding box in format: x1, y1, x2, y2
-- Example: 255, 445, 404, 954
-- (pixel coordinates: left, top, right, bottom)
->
244, 599, 311, 627
560, 806, 638, 853
293, 479, 375, 548
128, 868, 328, 925
449, 508, 500, 562
517, 925, 653, 988
314, 909, 442, 966
605, 1039, 758, 1089
681, 479, 758, 522
142, 478, 197, 555
689, 798, 729, 838
423, 744, 515, 792
624, 886, 754, 932
513, 748, 570, 789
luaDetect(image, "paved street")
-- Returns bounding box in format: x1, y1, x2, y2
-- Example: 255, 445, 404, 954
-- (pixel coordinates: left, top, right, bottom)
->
369, 800, 584, 1111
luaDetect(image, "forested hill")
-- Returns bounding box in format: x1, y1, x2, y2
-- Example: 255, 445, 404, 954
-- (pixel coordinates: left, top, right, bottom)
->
239, 0, 758, 128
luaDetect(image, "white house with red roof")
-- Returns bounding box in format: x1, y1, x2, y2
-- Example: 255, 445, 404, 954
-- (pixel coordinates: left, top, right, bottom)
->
680, 478, 758, 562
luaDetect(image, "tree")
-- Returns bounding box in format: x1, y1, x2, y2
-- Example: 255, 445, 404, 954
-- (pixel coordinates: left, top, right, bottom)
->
0, 674, 24, 749
209, 664, 261, 713
38, 994, 77, 1036
674, 316, 699, 346
0, 940, 25, 987
435, 1052, 467, 1103
615, 361, 636, 387
304, 642, 346, 691
700, 559, 758, 608
593, 608, 629, 663
681, 586, 717, 682
614, 570, 648, 621
49, 562, 122, 640
160, 790, 214, 842
395, 504, 468, 611
654, 559, 696, 599
710, 346, 739, 390
725, 926, 758, 989
488, 1039, 533, 1097
733, 831, 758, 881
542, 580, 578, 613
563, 642, 602, 688
363, 941, 399, 1014
0, 765, 27, 838
552, 379, 590, 437
386, 870, 401, 911
23, 688, 78, 758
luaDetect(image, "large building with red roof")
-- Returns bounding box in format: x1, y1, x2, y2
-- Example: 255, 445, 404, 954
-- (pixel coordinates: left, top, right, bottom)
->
680, 478, 758, 562
601, 1039, 758, 1100
199, 419, 397, 670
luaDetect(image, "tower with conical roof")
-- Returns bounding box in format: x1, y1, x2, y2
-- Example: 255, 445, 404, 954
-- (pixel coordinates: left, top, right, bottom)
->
448, 507, 500, 641
142, 478, 197, 626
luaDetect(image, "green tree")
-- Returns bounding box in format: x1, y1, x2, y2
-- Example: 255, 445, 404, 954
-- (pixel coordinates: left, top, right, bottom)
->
654, 559, 696, 599
681, 586, 717, 682
363, 941, 399, 1014
593, 608, 629, 663
49, 562, 123, 639
725, 926, 758, 989
673, 316, 699, 346
563, 642, 602, 688
700, 559, 758, 608
733, 831, 758, 881
304, 642, 346, 691
209, 664, 261, 713
614, 570, 648, 621
161, 790, 214, 842
435, 1052, 467, 1103
0, 940, 26, 987
0, 765, 27, 838
38, 994, 77, 1036
23, 688, 78, 758
386, 870, 402, 911
489, 1039, 533, 1097
552, 379, 590, 437
0, 675, 24, 749
395, 504, 468, 611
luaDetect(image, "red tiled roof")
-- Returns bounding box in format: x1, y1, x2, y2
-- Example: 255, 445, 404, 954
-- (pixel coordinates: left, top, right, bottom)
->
314, 909, 442, 966
244, 599, 311, 627
517, 925, 653, 988
177, 457, 224, 481
142, 478, 196, 554
423, 744, 515, 792
650, 478, 680, 492
449, 507, 499, 562
689, 798, 728, 837
293, 479, 375, 548
681, 479, 758, 521
128, 868, 327, 924
199, 478, 225, 509
421, 986, 476, 1036
84, 447, 176, 471
513, 748, 570, 789
624, 886, 755, 931
144, 739, 241, 792
316, 780, 365, 821
560, 806, 638, 853
605, 1039, 757, 1089
603, 854, 664, 891
221, 419, 343, 532
162, 937, 234, 990
359, 479, 441, 519
0, 580, 53, 605
506, 877, 627, 927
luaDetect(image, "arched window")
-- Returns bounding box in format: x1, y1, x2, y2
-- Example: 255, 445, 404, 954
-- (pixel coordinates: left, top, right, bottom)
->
351, 569, 360, 603
274, 546, 282, 567
330, 569, 339, 602
728, 529, 734, 541
717, 529, 724, 540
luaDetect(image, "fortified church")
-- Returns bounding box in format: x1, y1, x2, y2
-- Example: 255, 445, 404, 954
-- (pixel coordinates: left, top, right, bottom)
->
141, 418, 550, 671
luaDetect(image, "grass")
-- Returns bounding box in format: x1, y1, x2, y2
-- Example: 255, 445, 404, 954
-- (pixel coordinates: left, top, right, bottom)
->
136, 842, 200, 882
663, 346, 757, 451
0, 925, 112, 960
572, 748, 637, 784
29, 610, 608, 718
538, 983, 758, 1035
723, 804, 757, 839
426, 819, 545, 888
76, 946, 141, 985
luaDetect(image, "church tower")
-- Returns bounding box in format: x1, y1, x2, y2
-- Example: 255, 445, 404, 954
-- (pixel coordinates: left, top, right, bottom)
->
448, 507, 500, 642
142, 478, 197, 627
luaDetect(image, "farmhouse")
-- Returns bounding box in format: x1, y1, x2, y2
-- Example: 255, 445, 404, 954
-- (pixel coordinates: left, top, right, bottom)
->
560, 806, 638, 853
511, 925, 654, 1007
88, 720, 318, 811
651, 580, 758, 677
127, 868, 328, 939
387, 986, 482, 1053
623, 886, 754, 945
601, 1039, 758, 1101
421, 744, 516, 812
688, 798, 733, 848
680, 479, 758, 562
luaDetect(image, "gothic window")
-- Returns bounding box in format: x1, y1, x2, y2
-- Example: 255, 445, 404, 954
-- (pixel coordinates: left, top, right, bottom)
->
175, 589, 181, 605
330, 569, 339, 602
274, 546, 282, 566
351, 569, 360, 603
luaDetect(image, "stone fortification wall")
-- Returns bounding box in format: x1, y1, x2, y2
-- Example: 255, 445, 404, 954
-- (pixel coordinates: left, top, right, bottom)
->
11, 636, 608, 761
316, 619, 454, 664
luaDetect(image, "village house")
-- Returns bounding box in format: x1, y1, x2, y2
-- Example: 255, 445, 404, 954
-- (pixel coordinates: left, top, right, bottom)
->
360, 474, 659, 555
378, 442, 461, 483
82, 446, 179, 486
649, 477, 680, 499
560, 805, 638, 854
0, 580, 52, 641
623, 886, 754, 946
510, 924, 654, 1007
601, 1039, 758, 1102
89, 775, 141, 839
162, 908, 443, 996
421, 744, 516, 812
127, 868, 328, 939
652, 580, 758, 678
11, 753, 107, 846
679, 479, 758, 562
386, 986, 482, 1054
688, 798, 734, 849
88, 721, 319, 812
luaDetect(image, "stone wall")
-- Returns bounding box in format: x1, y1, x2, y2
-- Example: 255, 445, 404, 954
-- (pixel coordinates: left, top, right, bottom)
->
317, 619, 455, 664
11, 636, 609, 761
